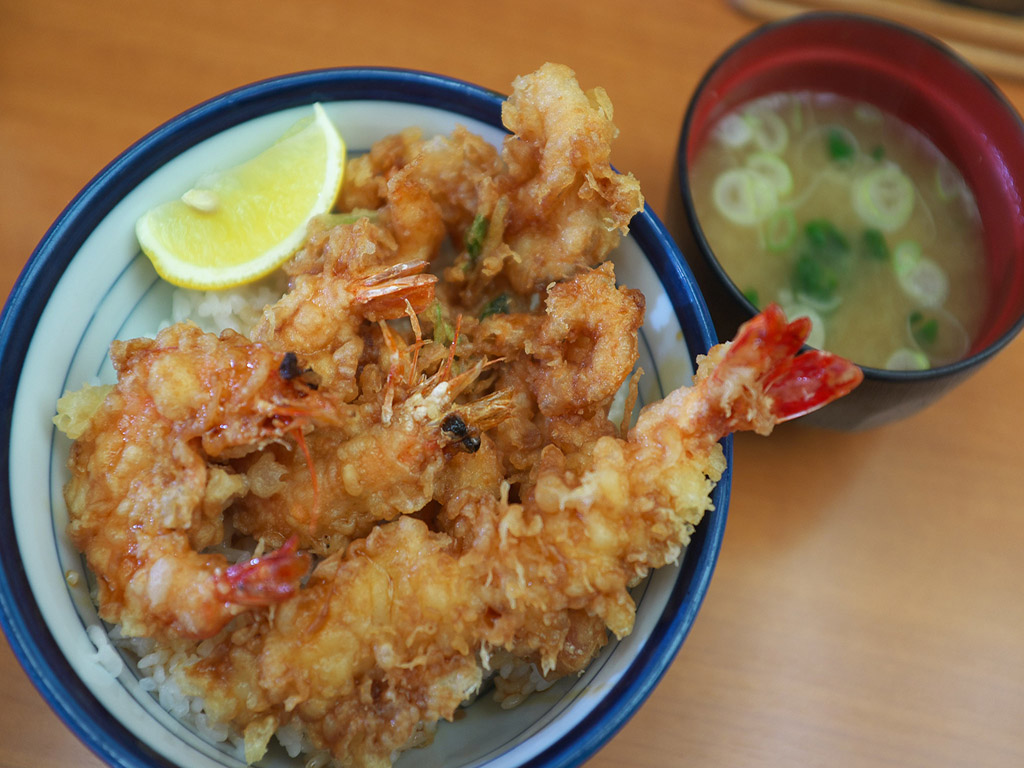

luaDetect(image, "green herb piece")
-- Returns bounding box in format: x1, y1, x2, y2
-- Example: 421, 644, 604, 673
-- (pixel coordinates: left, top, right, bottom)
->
430, 300, 454, 345
479, 293, 510, 320
860, 228, 890, 261
804, 219, 849, 258
871, 145, 886, 161
910, 310, 940, 348
742, 288, 760, 307
790, 219, 850, 304
466, 214, 489, 260
793, 253, 840, 303
826, 127, 855, 161
319, 208, 379, 227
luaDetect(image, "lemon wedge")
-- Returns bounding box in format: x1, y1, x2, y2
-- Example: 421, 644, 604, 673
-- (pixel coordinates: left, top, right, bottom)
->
136, 103, 346, 289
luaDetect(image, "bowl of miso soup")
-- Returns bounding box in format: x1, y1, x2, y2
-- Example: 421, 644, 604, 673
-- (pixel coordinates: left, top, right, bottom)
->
676, 11, 1024, 430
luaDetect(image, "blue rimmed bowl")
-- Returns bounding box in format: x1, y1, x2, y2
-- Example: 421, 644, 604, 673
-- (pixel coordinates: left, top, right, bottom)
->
0, 68, 729, 768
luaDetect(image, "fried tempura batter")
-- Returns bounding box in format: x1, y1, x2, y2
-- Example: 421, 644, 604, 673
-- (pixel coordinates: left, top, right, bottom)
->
58, 63, 862, 768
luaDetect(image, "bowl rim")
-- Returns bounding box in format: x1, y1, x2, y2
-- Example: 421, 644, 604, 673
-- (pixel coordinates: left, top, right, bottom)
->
677, 10, 1024, 381
0, 66, 730, 768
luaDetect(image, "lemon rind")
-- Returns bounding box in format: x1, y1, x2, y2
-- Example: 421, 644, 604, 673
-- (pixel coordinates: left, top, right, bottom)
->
135, 103, 346, 291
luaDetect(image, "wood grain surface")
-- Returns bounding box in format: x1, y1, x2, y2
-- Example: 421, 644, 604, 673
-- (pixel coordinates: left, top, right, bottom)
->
1, 1, 1023, 767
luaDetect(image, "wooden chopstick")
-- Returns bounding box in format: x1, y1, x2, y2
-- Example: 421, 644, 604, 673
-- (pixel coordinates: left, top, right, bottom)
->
730, 0, 1024, 80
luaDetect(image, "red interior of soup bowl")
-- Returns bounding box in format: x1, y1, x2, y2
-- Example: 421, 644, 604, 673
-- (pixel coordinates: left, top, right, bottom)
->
683, 12, 1024, 354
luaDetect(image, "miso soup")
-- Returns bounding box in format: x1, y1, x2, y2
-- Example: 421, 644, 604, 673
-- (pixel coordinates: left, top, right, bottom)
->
690, 91, 986, 370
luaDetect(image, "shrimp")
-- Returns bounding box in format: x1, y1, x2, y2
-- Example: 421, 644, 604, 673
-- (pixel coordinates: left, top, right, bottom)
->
483, 62, 644, 297
445, 304, 864, 669
62, 242, 474, 640
230, 343, 516, 556
447, 262, 644, 474
338, 124, 502, 228
63, 324, 339, 640
377, 126, 506, 264
525, 261, 645, 418
335, 64, 643, 312
253, 218, 437, 400
176, 516, 490, 768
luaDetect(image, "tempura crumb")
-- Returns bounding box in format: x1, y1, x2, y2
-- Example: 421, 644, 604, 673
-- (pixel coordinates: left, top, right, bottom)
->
53, 383, 113, 439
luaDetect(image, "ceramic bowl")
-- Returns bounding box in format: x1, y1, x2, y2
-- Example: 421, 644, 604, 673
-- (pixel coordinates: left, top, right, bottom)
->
673, 12, 1024, 430
0, 68, 729, 768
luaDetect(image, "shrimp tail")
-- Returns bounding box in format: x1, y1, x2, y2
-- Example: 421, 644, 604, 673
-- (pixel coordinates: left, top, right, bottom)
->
765, 348, 865, 422
354, 260, 438, 321
221, 536, 310, 607
634, 304, 863, 443
721, 303, 863, 423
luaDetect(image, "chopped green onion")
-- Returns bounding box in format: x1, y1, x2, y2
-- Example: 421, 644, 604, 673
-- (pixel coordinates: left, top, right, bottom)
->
793, 253, 840, 304
320, 208, 379, 226
480, 293, 510, 320
909, 310, 939, 347
745, 152, 793, 196
860, 228, 890, 261
745, 109, 789, 154
714, 113, 753, 147
466, 214, 489, 260
852, 165, 914, 232
795, 291, 842, 314
870, 145, 886, 161
886, 348, 930, 370
826, 127, 856, 162
791, 219, 851, 306
854, 103, 884, 124
743, 288, 760, 307
764, 208, 797, 252
430, 300, 454, 345
935, 160, 965, 202
904, 260, 949, 307
804, 219, 850, 258
893, 241, 948, 307
712, 168, 778, 226
905, 307, 970, 364
892, 240, 922, 276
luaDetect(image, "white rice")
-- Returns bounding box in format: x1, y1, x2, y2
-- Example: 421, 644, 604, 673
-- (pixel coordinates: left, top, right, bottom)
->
165, 277, 286, 337
490, 653, 555, 711
103, 624, 272, 762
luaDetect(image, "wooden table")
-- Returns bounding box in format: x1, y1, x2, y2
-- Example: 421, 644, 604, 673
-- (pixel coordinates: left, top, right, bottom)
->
2, 1, 1023, 766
